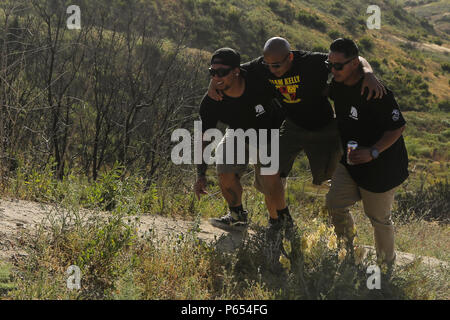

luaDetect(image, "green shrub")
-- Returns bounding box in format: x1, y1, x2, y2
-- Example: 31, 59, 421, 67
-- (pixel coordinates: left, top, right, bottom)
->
395, 179, 450, 223
296, 10, 327, 32
382, 68, 432, 111
329, 1, 345, 16
432, 38, 443, 46
312, 45, 328, 53
368, 59, 381, 71
358, 37, 374, 52
0, 263, 16, 296
406, 33, 420, 42
227, 6, 242, 24
437, 100, 450, 112
268, 0, 296, 23
441, 63, 450, 73
10, 203, 138, 299
10, 158, 58, 202
328, 30, 342, 40
341, 16, 366, 33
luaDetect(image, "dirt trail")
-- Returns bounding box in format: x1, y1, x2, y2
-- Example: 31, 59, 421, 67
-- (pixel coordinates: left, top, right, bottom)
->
0, 198, 448, 270
0, 198, 244, 262
388, 35, 450, 54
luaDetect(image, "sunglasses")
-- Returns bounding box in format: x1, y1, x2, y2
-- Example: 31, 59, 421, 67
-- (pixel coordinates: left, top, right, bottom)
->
208, 67, 233, 77
262, 53, 290, 69
325, 57, 356, 71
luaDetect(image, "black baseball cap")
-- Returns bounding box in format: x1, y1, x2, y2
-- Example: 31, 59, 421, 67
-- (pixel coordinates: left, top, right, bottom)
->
210, 48, 240, 68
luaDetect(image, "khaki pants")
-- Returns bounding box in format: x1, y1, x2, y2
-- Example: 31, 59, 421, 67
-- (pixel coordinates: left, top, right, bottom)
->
325, 163, 397, 263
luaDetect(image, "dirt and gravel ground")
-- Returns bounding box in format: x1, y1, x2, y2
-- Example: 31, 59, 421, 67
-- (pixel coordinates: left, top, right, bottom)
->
0, 198, 447, 270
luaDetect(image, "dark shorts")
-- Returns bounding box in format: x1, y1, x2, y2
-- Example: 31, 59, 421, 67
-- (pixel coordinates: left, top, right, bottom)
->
276, 118, 343, 185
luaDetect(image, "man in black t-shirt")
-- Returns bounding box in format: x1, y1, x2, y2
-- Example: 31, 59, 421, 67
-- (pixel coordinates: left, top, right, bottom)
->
194, 48, 285, 232
209, 37, 386, 239
325, 38, 409, 265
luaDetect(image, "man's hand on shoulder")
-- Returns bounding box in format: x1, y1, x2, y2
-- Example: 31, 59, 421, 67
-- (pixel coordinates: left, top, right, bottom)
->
362, 72, 387, 100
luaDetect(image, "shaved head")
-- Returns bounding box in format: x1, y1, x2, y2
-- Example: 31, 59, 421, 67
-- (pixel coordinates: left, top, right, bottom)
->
262, 37, 293, 77
263, 37, 291, 56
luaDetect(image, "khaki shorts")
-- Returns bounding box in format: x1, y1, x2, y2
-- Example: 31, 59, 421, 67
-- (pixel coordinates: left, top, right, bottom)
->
215, 129, 286, 195
276, 118, 343, 185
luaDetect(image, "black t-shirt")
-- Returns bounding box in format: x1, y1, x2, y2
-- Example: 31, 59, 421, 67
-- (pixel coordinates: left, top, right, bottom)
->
330, 78, 409, 193
199, 72, 285, 135
242, 50, 334, 131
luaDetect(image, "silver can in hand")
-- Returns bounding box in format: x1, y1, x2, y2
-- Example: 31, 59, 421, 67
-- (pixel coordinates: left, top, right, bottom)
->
347, 141, 358, 165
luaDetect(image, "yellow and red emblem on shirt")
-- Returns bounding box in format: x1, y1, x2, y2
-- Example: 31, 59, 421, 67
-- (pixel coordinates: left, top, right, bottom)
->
269, 75, 301, 104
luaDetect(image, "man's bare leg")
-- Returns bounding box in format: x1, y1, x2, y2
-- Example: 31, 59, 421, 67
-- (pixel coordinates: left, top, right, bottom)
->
209, 172, 248, 230
218, 172, 243, 207
261, 173, 287, 219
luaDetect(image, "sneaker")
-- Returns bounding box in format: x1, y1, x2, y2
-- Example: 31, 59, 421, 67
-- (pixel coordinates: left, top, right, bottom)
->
266, 217, 283, 241
264, 218, 284, 267
209, 210, 248, 232
277, 211, 295, 240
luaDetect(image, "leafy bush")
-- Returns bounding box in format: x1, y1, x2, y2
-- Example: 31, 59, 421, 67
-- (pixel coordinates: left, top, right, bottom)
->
0, 264, 16, 296
329, 1, 345, 16
368, 59, 381, 72
10, 204, 138, 299
312, 45, 328, 53
328, 30, 342, 40
432, 37, 443, 46
135, 232, 224, 299
382, 68, 431, 111
192, 16, 216, 47
395, 180, 450, 223
441, 63, 450, 73
296, 10, 327, 32
437, 100, 450, 112
227, 6, 242, 25
406, 33, 420, 42
268, 0, 296, 23
358, 37, 374, 52
341, 16, 366, 33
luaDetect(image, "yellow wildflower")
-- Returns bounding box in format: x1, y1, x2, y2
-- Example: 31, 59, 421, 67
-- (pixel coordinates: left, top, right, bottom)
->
338, 248, 347, 262
317, 223, 327, 236
327, 234, 337, 250
306, 232, 319, 251
327, 225, 336, 234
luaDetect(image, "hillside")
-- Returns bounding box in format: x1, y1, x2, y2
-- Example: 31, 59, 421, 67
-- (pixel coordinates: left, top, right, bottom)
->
0, 0, 448, 300
2, 0, 448, 174
144, 0, 449, 101
143, 0, 450, 172
402, 0, 450, 34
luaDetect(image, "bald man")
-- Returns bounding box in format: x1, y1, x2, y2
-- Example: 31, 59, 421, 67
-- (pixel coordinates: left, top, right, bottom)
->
208, 37, 385, 244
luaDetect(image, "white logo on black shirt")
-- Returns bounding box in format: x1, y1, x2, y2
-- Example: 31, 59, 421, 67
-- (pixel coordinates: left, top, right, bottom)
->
392, 109, 400, 121
255, 104, 266, 117
349, 106, 358, 120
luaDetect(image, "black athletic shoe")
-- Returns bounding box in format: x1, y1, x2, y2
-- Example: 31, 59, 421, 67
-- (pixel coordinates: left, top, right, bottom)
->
209, 210, 248, 232
264, 218, 284, 268
277, 211, 295, 240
